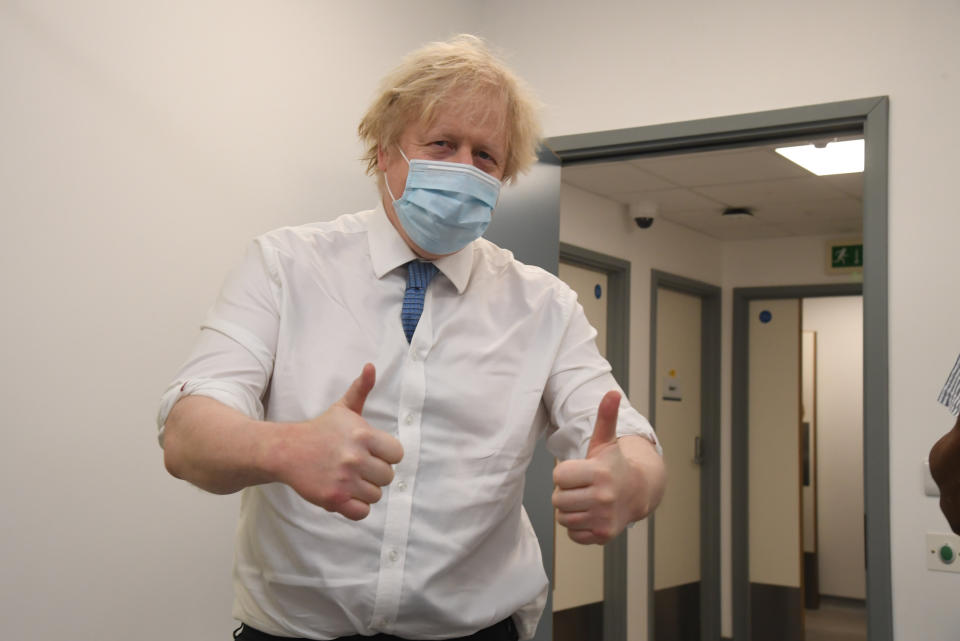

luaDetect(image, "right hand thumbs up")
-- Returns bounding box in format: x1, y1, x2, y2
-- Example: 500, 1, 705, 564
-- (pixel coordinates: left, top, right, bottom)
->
340, 362, 376, 415
277, 363, 404, 521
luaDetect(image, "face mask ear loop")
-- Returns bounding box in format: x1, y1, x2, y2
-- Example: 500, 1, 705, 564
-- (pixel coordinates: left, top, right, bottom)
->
384, 146, 412, 203
384, 174, 399, 203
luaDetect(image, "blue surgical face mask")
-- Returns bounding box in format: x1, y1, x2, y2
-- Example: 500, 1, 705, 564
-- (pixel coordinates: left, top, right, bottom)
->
385, 148, 502, 255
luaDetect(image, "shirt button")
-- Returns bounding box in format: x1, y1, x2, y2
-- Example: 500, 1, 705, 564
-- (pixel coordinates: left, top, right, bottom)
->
397, 480, 407, 491
389, 548, 400, 563
404, 413, 414, 425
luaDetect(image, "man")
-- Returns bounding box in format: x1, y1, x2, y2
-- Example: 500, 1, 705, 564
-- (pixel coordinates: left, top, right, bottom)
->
930, 354, 960, 534
158, 35, 665, 641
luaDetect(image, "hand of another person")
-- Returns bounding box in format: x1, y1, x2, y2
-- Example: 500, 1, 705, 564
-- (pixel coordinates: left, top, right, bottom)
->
272, 363, 404, 521
553, 391, 659, 545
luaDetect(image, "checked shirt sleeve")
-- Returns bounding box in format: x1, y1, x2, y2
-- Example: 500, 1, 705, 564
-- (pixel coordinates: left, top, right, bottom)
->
939, 353, 960, 416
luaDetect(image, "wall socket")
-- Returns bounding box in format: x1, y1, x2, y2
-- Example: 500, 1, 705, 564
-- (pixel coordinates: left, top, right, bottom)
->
926, 532, 960, 573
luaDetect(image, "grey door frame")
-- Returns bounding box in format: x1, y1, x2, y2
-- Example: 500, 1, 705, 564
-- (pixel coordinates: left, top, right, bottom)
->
732, 284, 863, 640
559, 242, 631, 641
648, 271, 722, 641
545, 96, 890, 641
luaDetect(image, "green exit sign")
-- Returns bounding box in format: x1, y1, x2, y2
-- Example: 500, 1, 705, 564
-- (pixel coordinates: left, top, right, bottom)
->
831, 243, 863, 268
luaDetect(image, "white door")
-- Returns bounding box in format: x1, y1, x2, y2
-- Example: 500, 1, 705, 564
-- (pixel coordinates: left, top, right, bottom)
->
653, 287, 702, 641
554, 261, 607, 618
747, 299, 803, 639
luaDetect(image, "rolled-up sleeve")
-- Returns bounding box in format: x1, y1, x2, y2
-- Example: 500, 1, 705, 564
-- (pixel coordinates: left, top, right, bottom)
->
542, 294, 661, 462
156, 239, 282, 446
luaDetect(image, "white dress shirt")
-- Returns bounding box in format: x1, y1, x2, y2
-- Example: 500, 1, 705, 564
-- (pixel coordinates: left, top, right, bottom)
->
157, 205, 659, 640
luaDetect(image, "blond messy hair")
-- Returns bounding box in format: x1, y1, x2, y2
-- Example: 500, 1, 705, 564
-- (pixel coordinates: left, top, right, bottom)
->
358, 34, 542, 184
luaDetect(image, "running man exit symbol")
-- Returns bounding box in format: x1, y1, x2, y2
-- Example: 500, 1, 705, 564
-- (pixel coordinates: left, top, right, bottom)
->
831, 243, 863, 268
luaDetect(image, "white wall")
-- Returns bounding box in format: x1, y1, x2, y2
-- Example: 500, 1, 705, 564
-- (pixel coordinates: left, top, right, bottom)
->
803, 296, 865, 600
488, 3, 960, 639
0, 3, 481, 639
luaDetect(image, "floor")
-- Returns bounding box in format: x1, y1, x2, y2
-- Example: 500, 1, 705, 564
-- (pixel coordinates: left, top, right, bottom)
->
804, 598, 867, 641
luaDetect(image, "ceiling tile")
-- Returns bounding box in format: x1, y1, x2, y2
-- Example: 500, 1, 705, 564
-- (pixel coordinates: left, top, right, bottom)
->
603, 187, 723, 210
559, 142, 863, 242
629, 149, 809, 187
749, 197, 862, 222
822, 173, 864, 198
670, 217, 791, 241
777, 217, 863, 236
663, 208, 779, 234
562, 161, 674, 196
694, 176, 850, 207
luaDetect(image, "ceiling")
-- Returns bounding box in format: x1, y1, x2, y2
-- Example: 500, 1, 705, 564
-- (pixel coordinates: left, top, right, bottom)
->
560, 141, 864, 241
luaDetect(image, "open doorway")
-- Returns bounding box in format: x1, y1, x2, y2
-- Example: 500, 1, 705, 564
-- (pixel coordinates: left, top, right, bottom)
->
802, 295, 867, 641
545, 97, 889, 641
739, 290, 865, 641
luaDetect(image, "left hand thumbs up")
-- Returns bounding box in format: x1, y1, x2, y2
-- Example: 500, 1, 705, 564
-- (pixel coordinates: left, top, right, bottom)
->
553, 390, 630, 545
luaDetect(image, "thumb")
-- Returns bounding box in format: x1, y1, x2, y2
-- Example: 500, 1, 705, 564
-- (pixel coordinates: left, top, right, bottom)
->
587, 390, 621, 457
341, 363, 376, 415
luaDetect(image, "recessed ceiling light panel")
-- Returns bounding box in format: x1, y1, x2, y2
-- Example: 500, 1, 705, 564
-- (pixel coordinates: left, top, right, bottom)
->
775, 139, 864, 176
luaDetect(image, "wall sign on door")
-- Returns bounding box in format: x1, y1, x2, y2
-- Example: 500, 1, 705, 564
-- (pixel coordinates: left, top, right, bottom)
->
663, 369, 683, 402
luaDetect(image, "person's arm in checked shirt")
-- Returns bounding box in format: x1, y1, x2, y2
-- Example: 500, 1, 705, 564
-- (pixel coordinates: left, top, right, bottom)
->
930, 354, 960, 534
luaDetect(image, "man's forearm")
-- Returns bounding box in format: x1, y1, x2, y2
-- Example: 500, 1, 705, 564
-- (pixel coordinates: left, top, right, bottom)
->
163, 395, 286, 495
618, 434, 667, 522
164, 366, 403, 519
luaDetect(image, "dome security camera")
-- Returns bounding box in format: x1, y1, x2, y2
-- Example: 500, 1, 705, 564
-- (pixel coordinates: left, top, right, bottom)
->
629, 201, 658, 230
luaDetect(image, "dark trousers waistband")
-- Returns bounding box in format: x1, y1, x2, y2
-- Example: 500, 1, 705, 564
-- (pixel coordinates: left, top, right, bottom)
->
233, 617, 518, 641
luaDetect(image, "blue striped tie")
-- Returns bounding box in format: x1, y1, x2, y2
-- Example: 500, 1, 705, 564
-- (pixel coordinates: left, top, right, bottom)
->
402, 261, 438, 343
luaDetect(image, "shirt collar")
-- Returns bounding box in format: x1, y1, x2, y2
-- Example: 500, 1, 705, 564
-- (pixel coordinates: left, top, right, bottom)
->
366, 202, 474, 294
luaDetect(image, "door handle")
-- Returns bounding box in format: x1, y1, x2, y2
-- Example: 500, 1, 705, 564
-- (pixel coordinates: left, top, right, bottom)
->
693, 435, 704, 465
